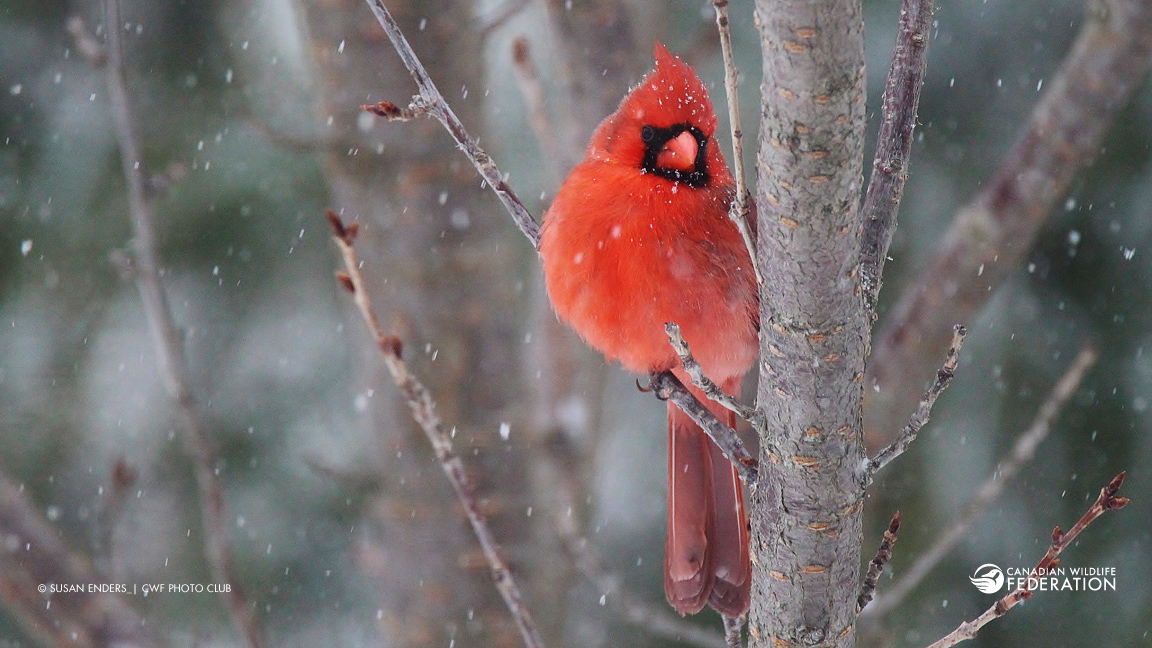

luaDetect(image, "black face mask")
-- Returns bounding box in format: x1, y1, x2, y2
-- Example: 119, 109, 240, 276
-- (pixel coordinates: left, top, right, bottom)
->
640, 123, 711, 188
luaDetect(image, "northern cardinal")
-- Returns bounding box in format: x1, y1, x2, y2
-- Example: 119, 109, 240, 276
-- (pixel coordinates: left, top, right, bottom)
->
539, 44, 758, 617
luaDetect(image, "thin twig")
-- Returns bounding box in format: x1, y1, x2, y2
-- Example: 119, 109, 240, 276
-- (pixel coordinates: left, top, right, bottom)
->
361, 0, 541, 247
712, 0, 761, 286
862, 344, 1098, 618
856, 510, 901, 613
100, 3, 263, 646
650, 371, 758, 486
665, 322, 762, 430
327, 212, 544, 648
923, 471, 1129, 648
868, 325, 965, 476
723, 614, 744, 648
859, 0, 935, 308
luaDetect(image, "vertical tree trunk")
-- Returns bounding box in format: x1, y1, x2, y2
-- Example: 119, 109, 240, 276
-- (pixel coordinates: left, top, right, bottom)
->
751, 1, 867, 646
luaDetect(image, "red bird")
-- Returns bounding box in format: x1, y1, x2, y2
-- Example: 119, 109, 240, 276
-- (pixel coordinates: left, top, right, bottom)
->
540, 44, 758, 617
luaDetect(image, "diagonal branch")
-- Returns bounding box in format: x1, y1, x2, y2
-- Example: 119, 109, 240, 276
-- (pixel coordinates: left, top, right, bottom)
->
868, 325, 965, 476
327, 212, 544, 648
856, 510, 901, 614
859, 0, 935, 308
861, 343, 1098, 618
666, 323, 763, 430
361, 0, 540, 247
650, 371, 758, 486
923, 472, 1129, 648
100, 3, 263, 646
712, 0, 761, 286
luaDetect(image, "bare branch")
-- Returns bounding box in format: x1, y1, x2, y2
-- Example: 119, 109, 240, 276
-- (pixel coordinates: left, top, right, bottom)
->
862, 344, 1098, 618
650, 371, 758, 486
859, 0, 934, 308
99, 3, 263, 646
856, 511, 901, 613
666, 323, 762, 429
327, 212, 545, 648
868, 325, 965, 476
712, 0, 761, 286
361, 0, 541, 247
923, 472, 1129, 648
866, 0, 1152, 445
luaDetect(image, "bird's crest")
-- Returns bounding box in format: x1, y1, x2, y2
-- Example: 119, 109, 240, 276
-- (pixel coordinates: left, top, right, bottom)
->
587, 44, 720, 168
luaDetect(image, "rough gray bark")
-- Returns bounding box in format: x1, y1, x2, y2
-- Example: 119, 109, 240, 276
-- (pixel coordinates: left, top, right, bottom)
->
751, 1, 868, 646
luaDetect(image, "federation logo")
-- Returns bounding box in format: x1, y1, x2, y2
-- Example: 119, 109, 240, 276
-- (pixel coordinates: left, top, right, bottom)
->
969, 563, 1005, 594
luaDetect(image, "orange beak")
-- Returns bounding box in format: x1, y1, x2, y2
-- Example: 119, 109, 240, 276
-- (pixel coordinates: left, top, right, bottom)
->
656, 131, 699, 172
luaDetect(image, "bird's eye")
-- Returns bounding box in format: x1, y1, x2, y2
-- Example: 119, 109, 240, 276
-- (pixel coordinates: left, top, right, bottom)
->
641, 125, 655, 142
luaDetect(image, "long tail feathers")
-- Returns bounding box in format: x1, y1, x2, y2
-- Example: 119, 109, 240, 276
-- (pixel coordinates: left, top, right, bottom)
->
706, 404, 751, 616
664, 378, 751, 617
664, 398, 715, 614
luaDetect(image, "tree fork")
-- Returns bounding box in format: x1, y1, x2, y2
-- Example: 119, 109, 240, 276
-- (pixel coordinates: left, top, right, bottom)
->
751, 1, 868, 646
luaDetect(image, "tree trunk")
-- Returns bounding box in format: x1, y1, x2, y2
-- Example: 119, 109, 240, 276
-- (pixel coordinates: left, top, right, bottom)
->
751, 1, 868, 646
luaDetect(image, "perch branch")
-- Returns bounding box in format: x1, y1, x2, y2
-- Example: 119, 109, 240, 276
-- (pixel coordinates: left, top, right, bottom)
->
666, 322, 762, 429
868, 325, 965, 476
712, 0, 761, 285
361, 0, 540, 247
862, 344, 1098, 618
866, 0, 1152, 445
923, 471, 1129, 648
650, 371, 758, 486
859, 0, 935, 307
100, 3, 263, 646
856, 511, 901, 613
327, 212, 544, 648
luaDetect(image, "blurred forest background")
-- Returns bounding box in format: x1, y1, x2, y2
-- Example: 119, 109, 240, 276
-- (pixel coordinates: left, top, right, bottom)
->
1, 0, 1150, 647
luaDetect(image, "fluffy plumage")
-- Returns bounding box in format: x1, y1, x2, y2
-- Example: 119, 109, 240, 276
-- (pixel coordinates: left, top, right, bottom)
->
540, 44, 757, 616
